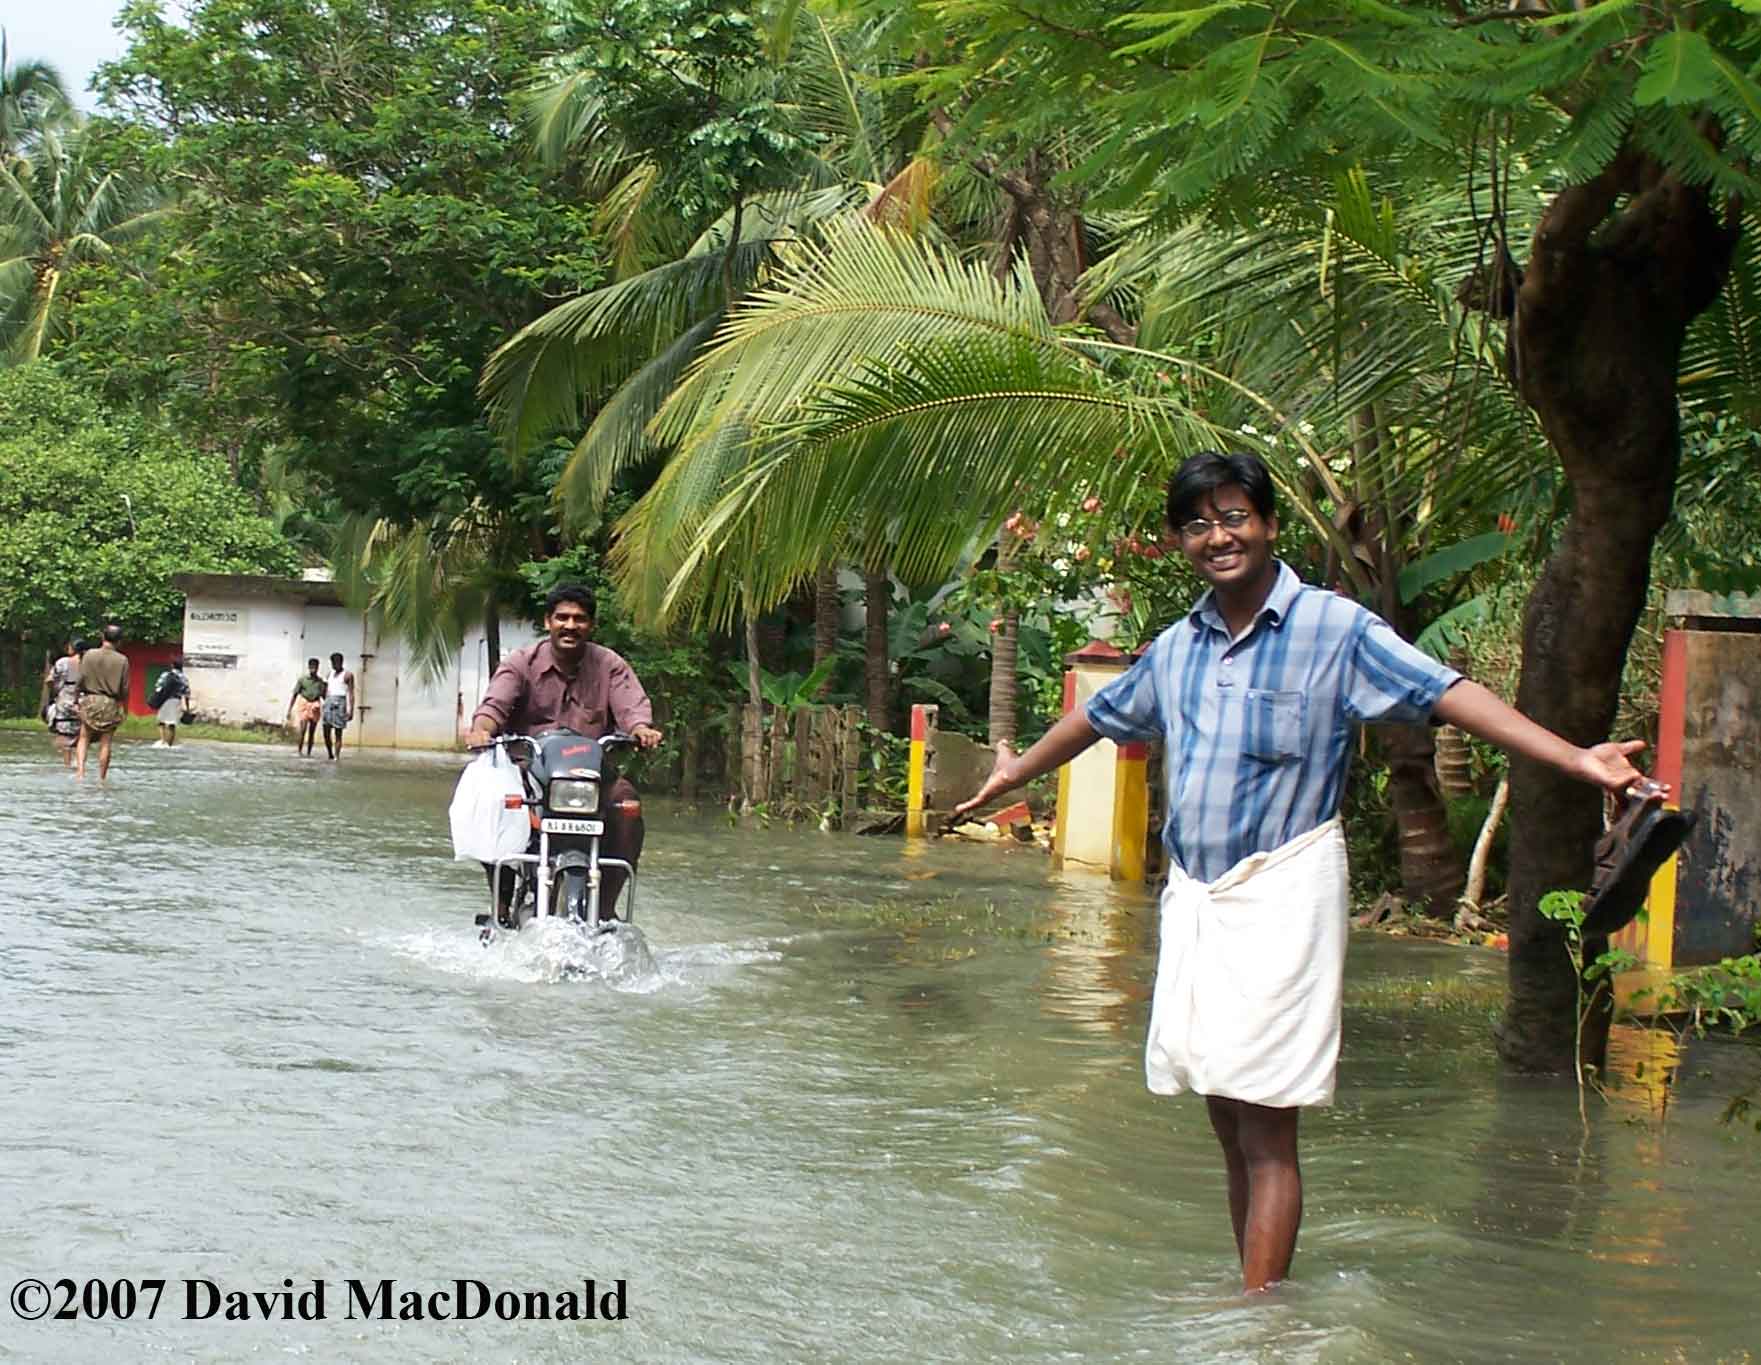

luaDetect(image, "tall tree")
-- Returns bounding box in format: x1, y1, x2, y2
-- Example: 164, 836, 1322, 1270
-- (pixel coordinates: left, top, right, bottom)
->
481, 0, 915, 711
0, 128, 166, 364
0, 364, 297, 642
83, 0, 599, 544
0, 32, 73, 160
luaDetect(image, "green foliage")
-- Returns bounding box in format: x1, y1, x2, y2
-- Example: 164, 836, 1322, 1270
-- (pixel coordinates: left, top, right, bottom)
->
0, 364, 297, 640
544, 0, 822, 221
1546, 887, 1761, 1134
0, 125, 169, 363
726, 655, 838, 707
1398, 533, 1511, 606
1659, 410, 1761, 595
74, 0, 601, 524
1342, 759, 1401, 904
0, 33, 75, 157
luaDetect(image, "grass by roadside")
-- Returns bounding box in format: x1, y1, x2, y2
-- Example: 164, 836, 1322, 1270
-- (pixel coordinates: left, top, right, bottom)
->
0, 715, 287, 745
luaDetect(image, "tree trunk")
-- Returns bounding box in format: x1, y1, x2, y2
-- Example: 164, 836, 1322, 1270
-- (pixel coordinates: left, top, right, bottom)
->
1433, 724, 1476, 799
987, 147, 1136, 346
987, 611, 1020, 747
1379, 722, 1463, 916
1493, 153, 1736, 1073
484, 601, 501, 674
987, 533, 1020, 747
1370, 521, 1464, 916
813, 562, 840, 697
743, 610, 763, 709
863, 563, 891, 732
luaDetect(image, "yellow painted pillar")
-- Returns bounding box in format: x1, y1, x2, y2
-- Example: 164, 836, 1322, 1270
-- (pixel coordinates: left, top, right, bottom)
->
1056, 641, 1144, 876
905, 703, 932, 838
1614, 628, 1685, 973
1051, 672, 1074, 865
1111, 740, 1149, 883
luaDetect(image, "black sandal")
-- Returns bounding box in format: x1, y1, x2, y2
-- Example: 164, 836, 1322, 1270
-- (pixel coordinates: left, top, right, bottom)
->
1580, 780, 1697, 938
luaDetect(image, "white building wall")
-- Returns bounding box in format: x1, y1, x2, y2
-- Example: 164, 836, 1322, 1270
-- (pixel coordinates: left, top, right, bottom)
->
182, 585, 530, 751
183, 596, 306, 725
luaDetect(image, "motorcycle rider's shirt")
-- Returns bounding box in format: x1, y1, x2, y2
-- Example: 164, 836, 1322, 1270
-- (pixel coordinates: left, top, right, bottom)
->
472, 639, 653, 739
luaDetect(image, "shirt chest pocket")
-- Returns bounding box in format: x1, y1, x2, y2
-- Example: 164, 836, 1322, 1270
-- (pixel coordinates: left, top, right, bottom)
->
1243, 689, 1305, 762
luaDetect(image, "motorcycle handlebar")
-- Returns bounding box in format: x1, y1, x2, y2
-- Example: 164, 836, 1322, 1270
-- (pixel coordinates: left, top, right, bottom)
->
467, 731, 636, 753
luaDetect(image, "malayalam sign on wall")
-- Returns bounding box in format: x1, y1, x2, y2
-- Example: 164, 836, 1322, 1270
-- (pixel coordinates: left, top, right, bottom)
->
185, 606, 247, 668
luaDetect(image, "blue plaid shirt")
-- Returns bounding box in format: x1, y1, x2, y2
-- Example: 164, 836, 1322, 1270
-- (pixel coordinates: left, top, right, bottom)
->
1086, 561, 1460, 882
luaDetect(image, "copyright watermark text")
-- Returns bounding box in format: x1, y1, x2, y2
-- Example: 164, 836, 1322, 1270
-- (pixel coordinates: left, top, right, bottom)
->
11, 1277, 627, 1323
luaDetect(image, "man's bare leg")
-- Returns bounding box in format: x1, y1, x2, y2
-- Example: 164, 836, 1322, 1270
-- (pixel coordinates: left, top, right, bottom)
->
1205, 1096, 1250, 1260
98, 731, 115, 781
74, 725, 91, 778
1206, 1096, 1303, 1292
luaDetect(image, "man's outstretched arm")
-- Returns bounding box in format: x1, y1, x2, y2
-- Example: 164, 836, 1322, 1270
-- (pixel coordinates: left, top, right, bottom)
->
954, 710, 1105, 818
1433, 680, 1656, 798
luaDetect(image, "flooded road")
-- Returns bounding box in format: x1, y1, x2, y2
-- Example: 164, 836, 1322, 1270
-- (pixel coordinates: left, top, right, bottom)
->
2, 735, 1756, 1363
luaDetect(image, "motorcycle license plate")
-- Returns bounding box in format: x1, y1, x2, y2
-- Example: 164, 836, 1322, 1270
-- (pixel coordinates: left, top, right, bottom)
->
540, 817, 605, 835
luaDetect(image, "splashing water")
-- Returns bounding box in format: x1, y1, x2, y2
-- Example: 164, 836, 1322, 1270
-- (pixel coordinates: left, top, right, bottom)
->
388, 917, 664, 989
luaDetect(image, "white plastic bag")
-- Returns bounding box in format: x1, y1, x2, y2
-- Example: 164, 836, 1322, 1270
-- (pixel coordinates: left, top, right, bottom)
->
449, 750, 531, 863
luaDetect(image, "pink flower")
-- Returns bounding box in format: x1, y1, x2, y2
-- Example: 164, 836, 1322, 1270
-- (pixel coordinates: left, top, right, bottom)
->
1073, 545, 1092, 562
1003, 512, 1022, 532
1081, 496, 1102, 514
988, 617, 1004, 634
936, 621, 952, 637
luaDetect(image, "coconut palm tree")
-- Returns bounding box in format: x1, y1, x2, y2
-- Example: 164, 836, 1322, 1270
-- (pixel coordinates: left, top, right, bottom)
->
0, 127, 168, 365
332, 500, 533, 683
0, 33, 72, 161
611, 181, 1556, 908
481, 2, 931, 717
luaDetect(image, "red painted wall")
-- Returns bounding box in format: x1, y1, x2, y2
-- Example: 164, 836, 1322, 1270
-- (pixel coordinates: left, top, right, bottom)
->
120, 641, 182, 716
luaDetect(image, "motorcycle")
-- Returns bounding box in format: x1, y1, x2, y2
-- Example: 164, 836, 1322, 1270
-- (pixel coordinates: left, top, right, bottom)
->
470, 729, 642, 947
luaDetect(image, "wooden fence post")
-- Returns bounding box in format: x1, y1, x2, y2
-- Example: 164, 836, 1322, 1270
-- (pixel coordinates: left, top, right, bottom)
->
767, 703, 790, 806
841, 704, 862, 816
794, 707, 818, 806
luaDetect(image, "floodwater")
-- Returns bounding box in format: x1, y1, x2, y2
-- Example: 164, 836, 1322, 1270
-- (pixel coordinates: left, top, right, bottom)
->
1, 734, 1756, 1364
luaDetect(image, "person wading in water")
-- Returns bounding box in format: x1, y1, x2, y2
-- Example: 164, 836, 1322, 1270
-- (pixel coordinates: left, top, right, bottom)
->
322, 653, 355, 760
286, 658, 324, 757
75, 625, 131, 781
957, 451, 1654, 1294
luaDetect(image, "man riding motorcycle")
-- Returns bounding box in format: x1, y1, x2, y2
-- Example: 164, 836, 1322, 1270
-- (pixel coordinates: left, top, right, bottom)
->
467, 583, 663, 924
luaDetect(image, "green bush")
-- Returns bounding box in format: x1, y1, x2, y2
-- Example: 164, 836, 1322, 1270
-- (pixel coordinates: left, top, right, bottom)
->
0, 365, 298, 643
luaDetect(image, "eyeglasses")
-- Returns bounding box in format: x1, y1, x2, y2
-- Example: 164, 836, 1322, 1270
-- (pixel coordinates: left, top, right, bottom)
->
1177, 508, 1254, 541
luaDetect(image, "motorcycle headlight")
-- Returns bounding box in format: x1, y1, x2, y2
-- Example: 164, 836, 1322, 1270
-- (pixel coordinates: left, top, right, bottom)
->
548, 777, 600, 814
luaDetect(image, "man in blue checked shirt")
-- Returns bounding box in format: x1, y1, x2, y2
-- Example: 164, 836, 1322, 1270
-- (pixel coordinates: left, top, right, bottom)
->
956, 450, 1655, 1295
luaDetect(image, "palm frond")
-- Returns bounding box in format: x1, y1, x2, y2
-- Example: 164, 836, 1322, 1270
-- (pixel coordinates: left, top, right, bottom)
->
554, 307, 724, 532
480, 238, 776, 458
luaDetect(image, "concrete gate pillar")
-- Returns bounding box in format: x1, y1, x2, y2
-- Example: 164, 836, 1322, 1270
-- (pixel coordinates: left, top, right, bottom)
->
1615, 590, 1761, 971
1052, 641, 1150, 881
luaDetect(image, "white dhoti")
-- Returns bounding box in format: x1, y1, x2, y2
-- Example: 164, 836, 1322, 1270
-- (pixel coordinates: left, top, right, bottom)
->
1145, 819, 1348, 1108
